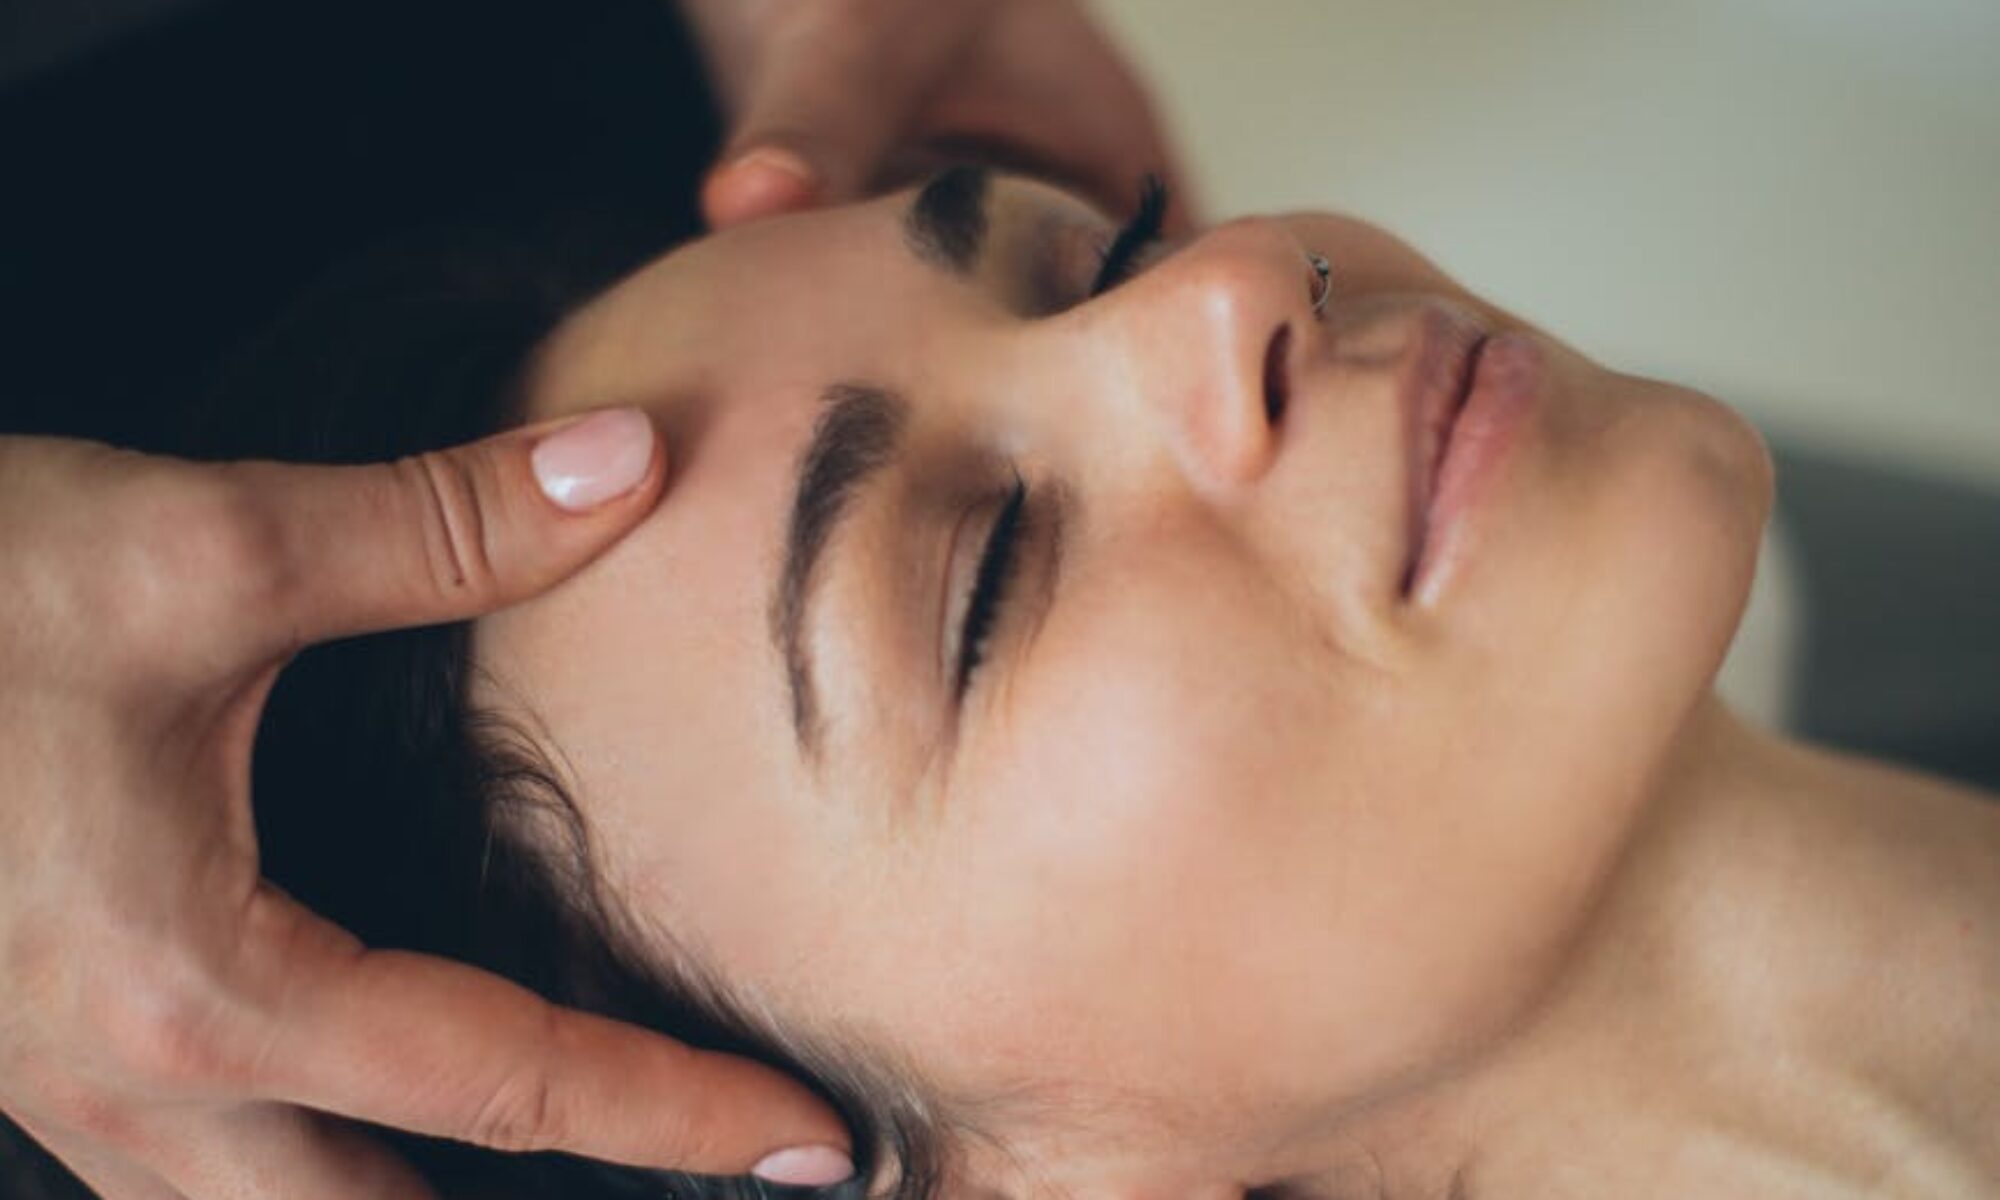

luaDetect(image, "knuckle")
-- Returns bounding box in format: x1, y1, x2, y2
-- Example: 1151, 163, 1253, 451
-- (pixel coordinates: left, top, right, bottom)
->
185, 475, 293, 617
7, 907, 244, 1100
395, 451, 501, 610
466, 1067, 563, 1153
31, 1077, 139, 1146
99, 470, 286, 652
85, 950, 238, 1092
462, 1001, 571, 1153
637, 1041, 720, 1158
657, 1102, 722, 1170
4, 920, 72, 1013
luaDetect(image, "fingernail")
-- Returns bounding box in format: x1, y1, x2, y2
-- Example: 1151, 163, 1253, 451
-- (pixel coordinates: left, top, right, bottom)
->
530, 407, 655, 511
750, 1144, 854, 1188
711, 147, 820, 218
732, 146, 816, 188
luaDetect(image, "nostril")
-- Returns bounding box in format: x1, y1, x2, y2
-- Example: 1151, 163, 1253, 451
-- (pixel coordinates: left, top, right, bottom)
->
1263, 322, 1292, 426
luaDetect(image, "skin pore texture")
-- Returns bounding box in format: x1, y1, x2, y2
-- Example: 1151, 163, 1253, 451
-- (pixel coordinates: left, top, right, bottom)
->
471, 172, 2000, 1199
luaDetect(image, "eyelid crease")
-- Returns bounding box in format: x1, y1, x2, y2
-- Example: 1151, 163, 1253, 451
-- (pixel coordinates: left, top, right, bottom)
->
1019, 210, 1106, 317
952, 475, 1029, 696
1088, 173, 1170, 297
952, 475, 1069, 740
935, 500, 987, 690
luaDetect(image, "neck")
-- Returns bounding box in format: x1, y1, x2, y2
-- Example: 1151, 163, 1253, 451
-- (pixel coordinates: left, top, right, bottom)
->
1317, 699, 2000, 1200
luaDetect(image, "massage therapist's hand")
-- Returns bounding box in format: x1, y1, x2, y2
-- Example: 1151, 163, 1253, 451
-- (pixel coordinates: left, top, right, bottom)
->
0, 420, 852, 1199
689, 0, 1190, 228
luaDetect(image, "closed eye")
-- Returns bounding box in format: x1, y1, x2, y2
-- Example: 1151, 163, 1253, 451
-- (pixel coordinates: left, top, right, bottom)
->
1088, 174, 1169, 297
954, 477, 1029, 698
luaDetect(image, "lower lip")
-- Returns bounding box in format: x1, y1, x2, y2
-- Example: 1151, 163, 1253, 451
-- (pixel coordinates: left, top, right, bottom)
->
1405, 330, 1543, 602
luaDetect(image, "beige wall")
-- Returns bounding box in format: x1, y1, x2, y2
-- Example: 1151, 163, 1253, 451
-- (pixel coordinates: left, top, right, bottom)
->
1092, 0, 2000, 492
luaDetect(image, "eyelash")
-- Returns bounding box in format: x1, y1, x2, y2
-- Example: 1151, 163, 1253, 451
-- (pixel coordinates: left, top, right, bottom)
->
955, 476, 1029, 698
951, 178, 1164, 700
1088, 174, 1169, 297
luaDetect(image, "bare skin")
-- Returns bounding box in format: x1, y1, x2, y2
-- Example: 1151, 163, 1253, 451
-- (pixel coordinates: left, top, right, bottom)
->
687, 0, 1192, 229
476, 170, 2000, 1197
0, 419, 851, 1198
0, 3, 1191, 1191
1291, 700, 2000, 1200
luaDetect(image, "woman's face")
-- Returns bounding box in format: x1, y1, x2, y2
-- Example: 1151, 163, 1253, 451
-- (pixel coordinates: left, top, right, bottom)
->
475, 171, 1771, 1190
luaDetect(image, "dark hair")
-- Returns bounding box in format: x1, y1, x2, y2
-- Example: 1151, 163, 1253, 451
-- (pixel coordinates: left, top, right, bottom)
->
181, 219, 952, 1200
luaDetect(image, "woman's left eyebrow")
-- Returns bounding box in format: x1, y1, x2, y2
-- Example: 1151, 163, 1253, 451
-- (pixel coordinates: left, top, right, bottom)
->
903, 165, 992, 274
771, 382, 910, 761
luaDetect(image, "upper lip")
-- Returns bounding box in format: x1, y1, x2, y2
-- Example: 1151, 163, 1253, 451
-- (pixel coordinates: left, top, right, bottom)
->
1398, 306, 1490, 589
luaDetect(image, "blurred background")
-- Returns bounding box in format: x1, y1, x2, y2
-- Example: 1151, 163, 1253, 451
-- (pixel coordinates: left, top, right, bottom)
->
1093, 0, 2000, 787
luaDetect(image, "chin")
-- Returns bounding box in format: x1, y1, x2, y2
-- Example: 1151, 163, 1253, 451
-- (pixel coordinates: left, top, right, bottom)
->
1418, 376, 1774, 1046
1623, 377, 1775, 678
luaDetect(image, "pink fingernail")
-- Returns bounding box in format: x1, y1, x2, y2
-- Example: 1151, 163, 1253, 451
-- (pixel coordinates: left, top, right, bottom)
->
714, 147, 821, 217
530, 408, 655, 511
731, 146, 816, 188
750, 1144, 854, 1188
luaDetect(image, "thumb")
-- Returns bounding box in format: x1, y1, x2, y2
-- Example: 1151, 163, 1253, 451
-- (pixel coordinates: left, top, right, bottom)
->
229, 407, 664, 654
701, 10, 976, 227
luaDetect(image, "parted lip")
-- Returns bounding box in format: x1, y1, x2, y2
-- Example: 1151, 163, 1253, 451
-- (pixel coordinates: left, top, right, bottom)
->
1398, 307, 1491, 593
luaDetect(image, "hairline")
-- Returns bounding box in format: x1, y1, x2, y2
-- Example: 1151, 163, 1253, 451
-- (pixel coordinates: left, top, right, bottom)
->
467, 692, 971, 1193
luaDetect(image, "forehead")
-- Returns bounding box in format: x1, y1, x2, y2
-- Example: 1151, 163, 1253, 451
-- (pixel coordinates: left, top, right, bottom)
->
528, 191, 921, 421
522, 171, 1100, 426
488, 170, 1110, 785
475, 348, 810, 862
471, 184, 1003, 980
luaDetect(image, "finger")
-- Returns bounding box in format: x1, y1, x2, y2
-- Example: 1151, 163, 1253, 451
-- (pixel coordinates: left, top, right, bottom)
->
701, 4, 984, 227
242, 897, 851, 1183
923, 11, 1200, 231
6, 1113, 188, 1200
219, 407, 665, 655
149, 1103, 437, 1200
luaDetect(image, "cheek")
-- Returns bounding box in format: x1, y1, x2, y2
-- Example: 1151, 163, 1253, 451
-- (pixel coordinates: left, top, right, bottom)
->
972, 550, 1343, 897
1462, 363, 1770, 783
1340, 366, 1777, 1063
875, 567, 1371, 1111
825, 366, 1772, 1118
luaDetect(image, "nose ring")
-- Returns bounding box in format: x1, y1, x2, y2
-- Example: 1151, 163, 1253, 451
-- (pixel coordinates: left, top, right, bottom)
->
1307, 252, 1333, 316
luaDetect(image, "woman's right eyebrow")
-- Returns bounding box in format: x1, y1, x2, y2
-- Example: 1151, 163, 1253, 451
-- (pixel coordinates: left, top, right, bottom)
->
904, 164, 992, 274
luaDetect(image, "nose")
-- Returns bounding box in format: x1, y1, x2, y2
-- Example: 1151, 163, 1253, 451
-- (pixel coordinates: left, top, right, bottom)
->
1093, 216, 1320, 495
